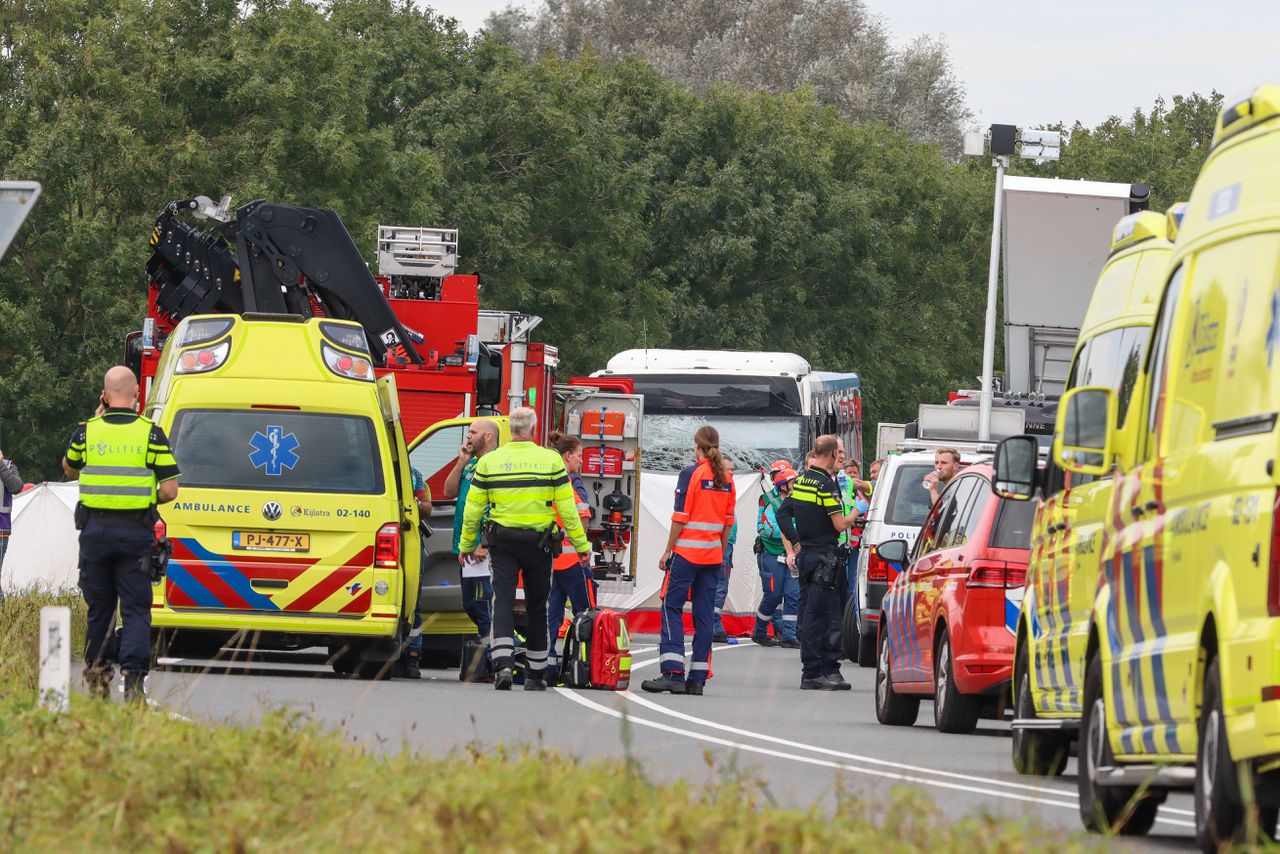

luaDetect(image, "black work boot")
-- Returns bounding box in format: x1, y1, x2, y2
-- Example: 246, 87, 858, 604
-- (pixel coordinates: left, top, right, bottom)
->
122, 671, 147, 704
84, 665, 114, 699
524, 673, 547, 691
685, 681, 704, 696
640, 675, 686, 694
403, 652, 422, 680
494, 667, 513, 691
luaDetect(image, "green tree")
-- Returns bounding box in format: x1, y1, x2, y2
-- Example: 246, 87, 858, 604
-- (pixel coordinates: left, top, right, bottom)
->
486, 0, 971, 153
1023, 92, 1224, 210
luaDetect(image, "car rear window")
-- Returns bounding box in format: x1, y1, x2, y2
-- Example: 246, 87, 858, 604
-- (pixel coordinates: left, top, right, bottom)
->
882, 463, 935, 526
991, 497, 1037, 550
171, 409, 385, 495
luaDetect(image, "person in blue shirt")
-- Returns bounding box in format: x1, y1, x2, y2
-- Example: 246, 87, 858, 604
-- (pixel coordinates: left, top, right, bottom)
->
712, 457, 738, 643
753, 466, 801, 648
443, 420, 500, 647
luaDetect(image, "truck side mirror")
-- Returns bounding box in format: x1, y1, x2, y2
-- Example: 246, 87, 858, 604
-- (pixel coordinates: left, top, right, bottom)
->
476, 346, 503, 407
992, 435, 1038, 500
876, 539, 909, 565
1053, 386, 1116, 477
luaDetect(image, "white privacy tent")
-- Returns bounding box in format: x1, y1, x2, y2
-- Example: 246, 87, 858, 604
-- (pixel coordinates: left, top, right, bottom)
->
2, 482, 81, 594
600, 472, 766, 632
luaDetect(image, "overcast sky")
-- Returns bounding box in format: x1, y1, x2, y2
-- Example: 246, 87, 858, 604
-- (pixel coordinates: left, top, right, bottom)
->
426, 0, 1279, 130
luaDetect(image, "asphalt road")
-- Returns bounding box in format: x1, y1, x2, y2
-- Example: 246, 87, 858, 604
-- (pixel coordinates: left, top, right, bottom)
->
140, 636, 1197, 851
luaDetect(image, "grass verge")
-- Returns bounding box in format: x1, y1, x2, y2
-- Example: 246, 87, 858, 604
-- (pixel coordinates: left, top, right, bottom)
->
1, 592, 1094, 852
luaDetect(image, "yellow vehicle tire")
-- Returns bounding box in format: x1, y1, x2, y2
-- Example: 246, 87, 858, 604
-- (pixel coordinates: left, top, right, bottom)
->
1078, 653, 1160, 835
1194, 657, 1278, 851
1011, 643, 1068, 776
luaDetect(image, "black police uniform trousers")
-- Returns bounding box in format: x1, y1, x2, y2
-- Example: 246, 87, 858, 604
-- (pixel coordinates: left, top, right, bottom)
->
489, 538, 553, 675
79, 516, 155, 676
797, 549, 844, 679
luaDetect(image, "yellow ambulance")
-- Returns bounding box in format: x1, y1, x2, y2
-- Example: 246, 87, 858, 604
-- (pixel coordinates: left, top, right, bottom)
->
1009, 208, 1176, 777
145, 313, 420, 677
998, 83, 1280, 847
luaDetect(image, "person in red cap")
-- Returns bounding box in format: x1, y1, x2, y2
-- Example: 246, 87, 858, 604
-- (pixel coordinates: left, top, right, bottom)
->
752, 465, 800, 647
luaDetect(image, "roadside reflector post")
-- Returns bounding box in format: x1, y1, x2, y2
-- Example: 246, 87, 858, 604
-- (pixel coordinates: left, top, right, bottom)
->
39, 606, 72, 713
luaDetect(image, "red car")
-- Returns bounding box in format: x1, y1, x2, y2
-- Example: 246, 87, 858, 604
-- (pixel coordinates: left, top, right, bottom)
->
873, 464, 1035, 733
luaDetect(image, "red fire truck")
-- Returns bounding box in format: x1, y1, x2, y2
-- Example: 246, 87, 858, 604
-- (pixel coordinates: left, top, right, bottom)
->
127, 197, 558, 497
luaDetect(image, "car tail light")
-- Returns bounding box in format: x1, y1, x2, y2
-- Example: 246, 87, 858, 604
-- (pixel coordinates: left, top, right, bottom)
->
1004, 566, 1027, 588
968, 561, 1012, 589
175, 339, 231, 374
867, 545, 891, 582
375, 523, 400, 568
322, 342, 373, 381
1268, 490, 1280, 617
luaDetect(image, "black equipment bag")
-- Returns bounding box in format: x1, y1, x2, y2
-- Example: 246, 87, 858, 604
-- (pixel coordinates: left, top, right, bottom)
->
459, 638, 491, 682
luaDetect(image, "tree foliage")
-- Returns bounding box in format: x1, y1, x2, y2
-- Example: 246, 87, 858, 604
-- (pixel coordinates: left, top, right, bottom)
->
0, 0, 1219, 479
1023, 92, 1224, 210
484, 0, 971, 153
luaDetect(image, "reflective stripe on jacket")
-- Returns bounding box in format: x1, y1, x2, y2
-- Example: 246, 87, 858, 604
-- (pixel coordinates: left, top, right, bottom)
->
78, 416, 158, 510
671, 458, 735, 565
459, 441, 589, 554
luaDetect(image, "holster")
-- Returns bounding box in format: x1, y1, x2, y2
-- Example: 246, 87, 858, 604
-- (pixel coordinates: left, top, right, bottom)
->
146, 537, 173, 584
487, 522, 560, 554
812, 552, 840, 588
752, 535, 765, 555
74, 502, 89, 531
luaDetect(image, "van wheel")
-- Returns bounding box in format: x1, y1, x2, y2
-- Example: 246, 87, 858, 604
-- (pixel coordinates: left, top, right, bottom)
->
841, 597, 860, 662
1078, 653, 1159, 835
857, 623, 876, 668
329, 642, 377, 678
1012, 643, 1068, 776
1192, 657, 1272, 850
156, 629, 230, 660
875, 628, 919, 726
934, 632, 979, 734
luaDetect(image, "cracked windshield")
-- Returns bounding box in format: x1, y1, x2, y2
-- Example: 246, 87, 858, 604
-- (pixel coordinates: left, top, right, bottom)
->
626, 374, 803, 471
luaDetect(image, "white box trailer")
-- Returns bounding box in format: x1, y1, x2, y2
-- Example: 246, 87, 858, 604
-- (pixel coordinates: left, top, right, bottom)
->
1001, 176, 1150, 398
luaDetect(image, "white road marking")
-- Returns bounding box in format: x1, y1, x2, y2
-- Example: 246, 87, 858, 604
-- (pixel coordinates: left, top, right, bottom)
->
558, 687, 1087, 813
556, 644, 1195, 828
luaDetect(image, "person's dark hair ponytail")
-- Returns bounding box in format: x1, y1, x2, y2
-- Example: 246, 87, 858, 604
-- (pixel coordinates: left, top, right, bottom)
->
695, 425, 728, 488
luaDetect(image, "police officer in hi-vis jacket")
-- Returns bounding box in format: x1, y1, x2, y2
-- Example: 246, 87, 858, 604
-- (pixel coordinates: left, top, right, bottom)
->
63, 366, 180, 701
458, 407, 589, 692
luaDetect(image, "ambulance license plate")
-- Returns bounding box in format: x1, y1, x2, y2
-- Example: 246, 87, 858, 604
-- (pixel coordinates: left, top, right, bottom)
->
233, 531, 310, 552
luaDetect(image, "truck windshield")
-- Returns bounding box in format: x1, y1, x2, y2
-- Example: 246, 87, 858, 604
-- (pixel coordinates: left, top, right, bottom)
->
170, 409, 385, 494
639, 414, 803, 473
626, 374, 801, 416
882, 463, 935, 526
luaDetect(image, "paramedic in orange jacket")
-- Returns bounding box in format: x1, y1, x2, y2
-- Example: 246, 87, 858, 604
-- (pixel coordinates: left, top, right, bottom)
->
545, 431, 596, 683
642, 425, 735, 696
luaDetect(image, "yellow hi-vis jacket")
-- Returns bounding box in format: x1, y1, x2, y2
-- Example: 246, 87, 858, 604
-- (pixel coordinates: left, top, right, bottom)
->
75, 416, 165, 510
458, 441, 590, 554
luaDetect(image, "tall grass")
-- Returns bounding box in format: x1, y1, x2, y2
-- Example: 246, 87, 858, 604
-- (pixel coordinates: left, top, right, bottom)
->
0, 589, 84, 698
0, 592, 1095, 852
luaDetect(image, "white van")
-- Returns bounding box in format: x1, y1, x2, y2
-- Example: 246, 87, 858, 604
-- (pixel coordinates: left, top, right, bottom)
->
844, 448, 987, 665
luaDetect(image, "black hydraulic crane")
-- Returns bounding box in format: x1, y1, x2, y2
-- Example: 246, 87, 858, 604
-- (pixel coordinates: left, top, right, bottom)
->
145, 198, 423, 364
